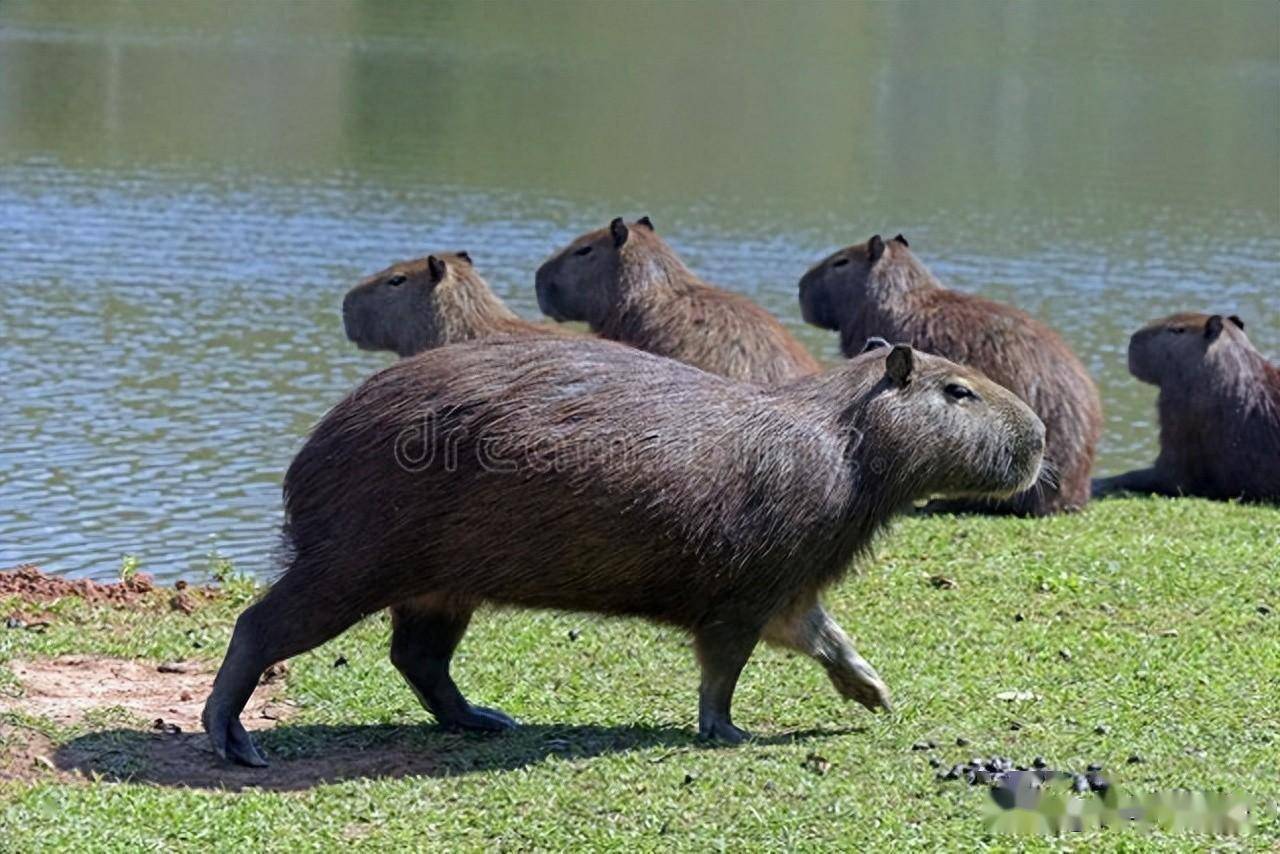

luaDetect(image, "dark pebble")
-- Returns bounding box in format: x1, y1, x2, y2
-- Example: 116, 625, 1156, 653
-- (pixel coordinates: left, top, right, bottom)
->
1094, 724, 1109, 735
1032, 756, 1047, 769
333, 656, 348, 668
1015, 764, 1028, 771
568, 629, 581, 641
682, 773, 695, 785
1009, 721, 1023, 731
1127, 753, 1144, 764
928, 756, 942, 768
911, 740, 933, 751
944, 765, 962, 781
1086, 762, 1103, 772
955, 736, 970, 747
1058, 648, 1073, 661
4, 617, 22, 630
1257, 605, 1272, 616
1013, 613, 1025, 622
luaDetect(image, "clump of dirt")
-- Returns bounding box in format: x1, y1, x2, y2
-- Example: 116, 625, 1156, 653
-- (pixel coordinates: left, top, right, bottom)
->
0, 564, 223, 614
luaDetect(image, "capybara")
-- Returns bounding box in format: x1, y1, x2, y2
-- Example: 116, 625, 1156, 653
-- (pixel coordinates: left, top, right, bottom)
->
798, 233, 1101, 516
535, 217, 820, 384
343, 252, 554, 357
1093, 313, 1280, 502
203, 337, 1045, 765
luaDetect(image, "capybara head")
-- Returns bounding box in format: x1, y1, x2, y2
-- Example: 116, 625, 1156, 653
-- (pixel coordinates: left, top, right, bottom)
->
1127, 312, 1248, 386
798, 233, 915, 330
858, 344, 1046, 501
342, 252, 518, 357
535, 216, 660, 324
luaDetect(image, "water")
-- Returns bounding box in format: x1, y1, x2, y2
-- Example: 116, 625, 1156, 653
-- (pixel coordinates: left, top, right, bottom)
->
1, 1, 1277, 580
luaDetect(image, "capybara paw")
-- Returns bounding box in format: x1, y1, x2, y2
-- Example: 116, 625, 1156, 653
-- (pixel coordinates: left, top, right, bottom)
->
830, 668, 893, 712
698, 719, 751, 745
443, 705, 518, 733
207, 715, 269, 767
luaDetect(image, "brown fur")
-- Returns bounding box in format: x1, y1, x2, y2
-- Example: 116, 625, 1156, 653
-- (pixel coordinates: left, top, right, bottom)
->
204, 337, 1044, 764
1094, 313, 1280, 502
798, 234, 1102, 516
536, 217, 820, 384
343, 252, 556, 357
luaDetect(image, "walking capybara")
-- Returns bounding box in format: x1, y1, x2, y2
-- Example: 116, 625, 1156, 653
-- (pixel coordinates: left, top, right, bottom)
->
798, 233, 1101, 516
203, 337, 1045, 766
1093, 313, 1279, 502
535, 217, 820, 384
343, 252, 555, 357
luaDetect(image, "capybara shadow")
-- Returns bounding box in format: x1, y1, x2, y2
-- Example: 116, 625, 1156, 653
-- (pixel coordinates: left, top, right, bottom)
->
798, 233, 1102, 516
536, 216, 820, 384
1092, 312, 1280, 503
53, 722, 858, 792
343, 252, 562, 357
203, 336, 1045, 767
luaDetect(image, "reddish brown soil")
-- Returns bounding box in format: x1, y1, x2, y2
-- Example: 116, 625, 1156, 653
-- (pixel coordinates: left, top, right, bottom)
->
1, 564, 221, 620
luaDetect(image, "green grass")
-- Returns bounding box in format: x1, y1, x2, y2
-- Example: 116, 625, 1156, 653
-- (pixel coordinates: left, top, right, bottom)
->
2, 497, 1278, 851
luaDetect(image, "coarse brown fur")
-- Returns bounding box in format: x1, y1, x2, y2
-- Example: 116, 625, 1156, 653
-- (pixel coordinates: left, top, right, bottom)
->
536, 217, 820, 384
203, 337, 1044, 766
798, 234, 1102, 516
1093, 313, 1280, 502
343, 252, 557, 357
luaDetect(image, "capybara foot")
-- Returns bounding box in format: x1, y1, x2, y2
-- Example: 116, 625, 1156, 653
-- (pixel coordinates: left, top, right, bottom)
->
828, 662, 893, 713
441, 704, 518, 733
204, 708, 268, 767
698, 718, 751, 745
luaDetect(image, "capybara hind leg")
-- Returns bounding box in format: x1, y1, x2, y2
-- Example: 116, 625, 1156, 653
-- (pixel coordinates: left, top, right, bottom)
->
693, 620, 761, 744
764, 602, 892, 712
203, 578, 364, 767
389, 596, 516, 732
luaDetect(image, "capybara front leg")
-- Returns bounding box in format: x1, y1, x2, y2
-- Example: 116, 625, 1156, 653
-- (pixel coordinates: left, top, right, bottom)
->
203, 575, 364, 767
1091, 467, 1174, 498
764, 602, 892, 712
693, 620, 760, 744
389, 596, 516, 732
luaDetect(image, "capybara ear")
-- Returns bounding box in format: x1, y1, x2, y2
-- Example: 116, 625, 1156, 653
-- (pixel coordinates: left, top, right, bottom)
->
886, 344, 914, 386
862, 336, 891, 353
892, 233, 909, 247
868, 235, 886, 263
427, 255, 447, 284
1205, 314, 1225, 340
456, 251, 473, 265
636, 215, 655, 231
610, 217, 629, 248
1229, 314, 1245, 330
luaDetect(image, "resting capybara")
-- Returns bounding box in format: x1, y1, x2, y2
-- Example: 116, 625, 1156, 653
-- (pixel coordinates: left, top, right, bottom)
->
343, 252, 554, 357
535, 217, 820, 384
798, 233, 1101, 516
1093, 313, 1280, 502
204, 337, 1045, 765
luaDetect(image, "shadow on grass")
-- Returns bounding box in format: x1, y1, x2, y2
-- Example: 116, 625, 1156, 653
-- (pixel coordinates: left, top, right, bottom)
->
53, 721, 862, 792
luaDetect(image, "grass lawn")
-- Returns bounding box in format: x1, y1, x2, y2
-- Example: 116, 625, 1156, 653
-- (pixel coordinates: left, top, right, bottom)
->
1, 497, 1277, 851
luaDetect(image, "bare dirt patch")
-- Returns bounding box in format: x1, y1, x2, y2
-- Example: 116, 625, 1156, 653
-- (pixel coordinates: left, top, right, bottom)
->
0, 564, 221, 618
0, 655, 290, 786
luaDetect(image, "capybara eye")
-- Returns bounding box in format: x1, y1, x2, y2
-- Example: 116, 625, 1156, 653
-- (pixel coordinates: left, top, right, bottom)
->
832, 258, 850, 268
574, 246, 593, 257
386, 274, 408, 287
1169, 326, 1185, 335
945, 383, 977, 401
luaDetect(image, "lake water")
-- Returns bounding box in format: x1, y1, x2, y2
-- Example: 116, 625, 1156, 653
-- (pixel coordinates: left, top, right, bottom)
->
1, 1, 1277, 580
